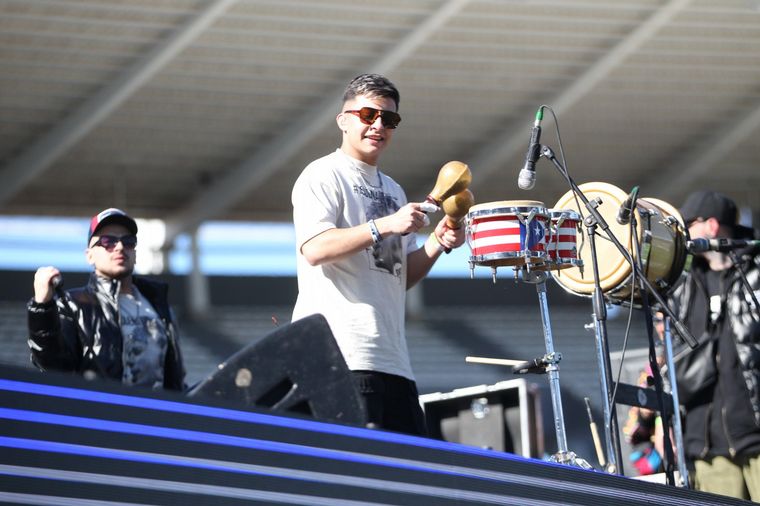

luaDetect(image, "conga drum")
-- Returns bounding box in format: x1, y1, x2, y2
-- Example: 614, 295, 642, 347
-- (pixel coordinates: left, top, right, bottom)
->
551, 182, 689, 303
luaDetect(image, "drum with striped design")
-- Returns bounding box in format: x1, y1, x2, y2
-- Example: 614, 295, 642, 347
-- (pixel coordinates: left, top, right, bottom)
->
465, 200, 549, 268
539, 209, 582, 271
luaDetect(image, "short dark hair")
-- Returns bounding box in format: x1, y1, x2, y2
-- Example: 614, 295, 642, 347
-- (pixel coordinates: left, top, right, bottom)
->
342, 74, 400, 110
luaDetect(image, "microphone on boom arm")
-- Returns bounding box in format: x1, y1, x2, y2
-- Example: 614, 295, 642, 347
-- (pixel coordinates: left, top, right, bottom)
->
517, 106, 544, 190
687, 238, 760, 253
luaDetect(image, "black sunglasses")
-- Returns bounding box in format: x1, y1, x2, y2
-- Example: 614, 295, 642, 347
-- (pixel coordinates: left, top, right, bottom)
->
344, 107, 401, 129
91, 234, 137, 251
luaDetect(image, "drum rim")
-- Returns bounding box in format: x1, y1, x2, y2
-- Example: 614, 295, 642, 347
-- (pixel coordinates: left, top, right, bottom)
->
534, 258, 584, 271
548, 209, 582, 220
469, 200, 546, 210
469, 250, 547, 263
467, 206, 549, 218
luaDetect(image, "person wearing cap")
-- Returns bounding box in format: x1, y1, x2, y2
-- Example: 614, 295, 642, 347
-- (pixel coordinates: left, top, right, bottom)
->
667, 190, 760, 499
27, 208, 186, 391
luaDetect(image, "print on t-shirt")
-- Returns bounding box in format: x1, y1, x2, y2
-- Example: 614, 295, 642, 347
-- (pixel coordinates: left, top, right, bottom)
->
356, 183, 402, 277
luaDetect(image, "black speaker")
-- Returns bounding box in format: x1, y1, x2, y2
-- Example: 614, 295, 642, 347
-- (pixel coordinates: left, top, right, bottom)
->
420, 379, 544, 458
188, 314, 367, 426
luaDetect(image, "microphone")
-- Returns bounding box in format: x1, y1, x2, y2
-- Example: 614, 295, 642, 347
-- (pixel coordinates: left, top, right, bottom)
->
517, 107, 544, 190
616, 186, 639, 225
51, 274, 66, 299
687, 238, 760, 253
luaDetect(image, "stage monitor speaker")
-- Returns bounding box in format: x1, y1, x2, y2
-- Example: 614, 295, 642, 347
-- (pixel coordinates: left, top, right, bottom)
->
420, 379, 543, 458
188, 314, 367, 427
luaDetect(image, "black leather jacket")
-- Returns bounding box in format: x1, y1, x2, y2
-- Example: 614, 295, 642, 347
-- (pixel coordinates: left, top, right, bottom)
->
27, 273, 185, 391
671, 250, 760, 457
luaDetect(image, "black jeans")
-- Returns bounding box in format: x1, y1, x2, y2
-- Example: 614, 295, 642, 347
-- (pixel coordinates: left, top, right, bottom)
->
352, 370, 428, 437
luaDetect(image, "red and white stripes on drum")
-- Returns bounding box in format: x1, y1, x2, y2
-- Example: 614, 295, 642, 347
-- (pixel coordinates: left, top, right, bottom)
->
465, 203, 550, 269
545, 211, 580, 267
469, 215, 547, 256
465, 201, 583, 273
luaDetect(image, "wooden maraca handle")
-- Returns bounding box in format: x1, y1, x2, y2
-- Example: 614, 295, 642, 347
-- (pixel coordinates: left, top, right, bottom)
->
445, 216, 462, 229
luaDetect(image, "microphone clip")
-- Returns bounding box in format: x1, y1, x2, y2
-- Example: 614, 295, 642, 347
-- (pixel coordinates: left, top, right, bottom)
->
512, 352, 561, 375
616, 186, 639, 226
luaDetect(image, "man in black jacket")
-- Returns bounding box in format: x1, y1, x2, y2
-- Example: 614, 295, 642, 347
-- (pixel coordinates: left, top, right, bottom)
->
27, 208, 185, 391
670, 191, 760, 500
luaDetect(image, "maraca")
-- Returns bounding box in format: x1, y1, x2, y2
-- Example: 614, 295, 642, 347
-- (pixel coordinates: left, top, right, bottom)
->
426, 161, 471, 206
442, 189, 475, 229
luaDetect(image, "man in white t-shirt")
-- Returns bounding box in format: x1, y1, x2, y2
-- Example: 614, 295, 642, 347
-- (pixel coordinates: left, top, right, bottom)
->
291, 74, 465, 435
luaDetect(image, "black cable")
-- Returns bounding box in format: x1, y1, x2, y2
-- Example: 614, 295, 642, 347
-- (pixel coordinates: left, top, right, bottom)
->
543, 106, 590, 258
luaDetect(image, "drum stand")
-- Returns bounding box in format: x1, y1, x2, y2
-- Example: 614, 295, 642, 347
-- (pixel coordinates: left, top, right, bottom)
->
520, 267, 592, 469
539, 145, 699, 480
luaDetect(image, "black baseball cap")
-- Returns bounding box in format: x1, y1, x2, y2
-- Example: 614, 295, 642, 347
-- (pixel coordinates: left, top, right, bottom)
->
680, 190, 754, 238
87, 208, 138, 244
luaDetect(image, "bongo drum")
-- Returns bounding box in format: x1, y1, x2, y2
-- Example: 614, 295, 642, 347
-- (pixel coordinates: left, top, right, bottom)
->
537, 209, 583, 271
550, 182, 688, 303
466, 200, 549, 268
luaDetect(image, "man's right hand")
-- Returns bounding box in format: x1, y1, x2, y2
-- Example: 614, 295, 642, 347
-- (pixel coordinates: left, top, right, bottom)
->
377, 202, 434, 237
33, 266, 61, 304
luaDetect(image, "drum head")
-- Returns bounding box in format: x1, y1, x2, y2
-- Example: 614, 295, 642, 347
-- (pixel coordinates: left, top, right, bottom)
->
551, 182, 639, 295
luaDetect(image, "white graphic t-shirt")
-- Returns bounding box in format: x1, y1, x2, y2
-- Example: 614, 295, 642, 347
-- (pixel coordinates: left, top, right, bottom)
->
291, 149, 419, 380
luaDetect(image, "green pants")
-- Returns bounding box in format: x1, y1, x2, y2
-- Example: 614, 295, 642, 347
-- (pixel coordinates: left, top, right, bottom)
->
694, 455, 760, 502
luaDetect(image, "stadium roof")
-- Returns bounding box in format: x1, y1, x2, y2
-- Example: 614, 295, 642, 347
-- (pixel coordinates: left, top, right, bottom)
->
2, 0, 759, 244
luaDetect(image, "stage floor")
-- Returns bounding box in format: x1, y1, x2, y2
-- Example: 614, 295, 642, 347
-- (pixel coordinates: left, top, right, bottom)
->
0, 366, 750, 505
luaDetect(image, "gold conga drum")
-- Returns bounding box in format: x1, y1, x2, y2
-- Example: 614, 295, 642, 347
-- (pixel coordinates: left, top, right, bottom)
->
551, 182, 689, 303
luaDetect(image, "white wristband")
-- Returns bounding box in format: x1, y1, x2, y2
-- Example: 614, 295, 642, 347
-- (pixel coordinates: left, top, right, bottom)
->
430, 233, 446, 253
368, 219, 382, 244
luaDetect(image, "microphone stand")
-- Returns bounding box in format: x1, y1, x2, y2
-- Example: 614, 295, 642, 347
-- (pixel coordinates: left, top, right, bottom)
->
662, 316, 690, 486
538, 145, 698, 478
629, 212, 677, 486
728, 250, 760, 319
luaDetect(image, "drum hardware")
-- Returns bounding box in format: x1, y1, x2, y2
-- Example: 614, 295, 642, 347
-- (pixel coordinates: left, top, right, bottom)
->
536, 145, 698, 483
510, 352, 560, 375
465, 269, 593, 470
516, 268, 593, 469
537, 209, 583, 274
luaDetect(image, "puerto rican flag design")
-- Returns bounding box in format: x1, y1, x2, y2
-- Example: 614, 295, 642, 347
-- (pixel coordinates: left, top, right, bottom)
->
547, 219, 579, 260
470, 216, 546, 256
